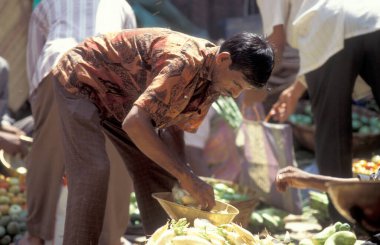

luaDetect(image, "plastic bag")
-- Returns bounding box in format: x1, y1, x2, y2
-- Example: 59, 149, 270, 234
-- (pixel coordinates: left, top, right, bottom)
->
237, 106, 302, 214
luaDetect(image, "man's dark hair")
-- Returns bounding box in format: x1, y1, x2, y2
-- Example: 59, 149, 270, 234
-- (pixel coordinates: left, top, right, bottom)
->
219, 32, 274, 89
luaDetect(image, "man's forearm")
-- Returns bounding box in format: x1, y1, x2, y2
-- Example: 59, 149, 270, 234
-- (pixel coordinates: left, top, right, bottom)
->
123, 106, 192, 182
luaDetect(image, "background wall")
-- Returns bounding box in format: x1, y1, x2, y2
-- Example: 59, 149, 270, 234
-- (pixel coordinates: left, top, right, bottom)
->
171, 0, 260, 40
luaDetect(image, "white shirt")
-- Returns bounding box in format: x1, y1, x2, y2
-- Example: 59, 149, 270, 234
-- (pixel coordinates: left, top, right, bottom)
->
27, 0, 137, 95
257, 0, 380, 77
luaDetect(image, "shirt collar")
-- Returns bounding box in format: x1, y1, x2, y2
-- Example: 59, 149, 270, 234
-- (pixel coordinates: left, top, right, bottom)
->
199, 46, 219, 82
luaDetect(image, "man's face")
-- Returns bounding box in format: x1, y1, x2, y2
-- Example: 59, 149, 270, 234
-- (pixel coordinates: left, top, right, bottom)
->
213, 68, 254, 98
211, 52, 255, 98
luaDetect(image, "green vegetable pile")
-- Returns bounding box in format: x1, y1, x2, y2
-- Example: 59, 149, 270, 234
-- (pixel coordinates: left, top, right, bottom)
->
249, 207, 288, 234
0, 176, 27, 244
212, 96, 243, 130
289, 102, 380, 135
147, 218, 286, 245
211, 182, 250, 203
299, 221, 356, 245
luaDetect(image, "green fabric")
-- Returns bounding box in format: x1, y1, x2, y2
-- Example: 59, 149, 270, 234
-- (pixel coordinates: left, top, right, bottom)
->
32, 0, 42, 10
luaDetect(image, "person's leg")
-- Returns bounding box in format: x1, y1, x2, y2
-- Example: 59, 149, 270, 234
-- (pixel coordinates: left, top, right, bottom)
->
102, 119, 177, 235
99, 135, 133, 245
359, 30, 380, 108
0, 57, 9, 119
306, 38, 361, 178
306, 35, 365, 222
53, 78, 110, 245
24, 74, 64, 243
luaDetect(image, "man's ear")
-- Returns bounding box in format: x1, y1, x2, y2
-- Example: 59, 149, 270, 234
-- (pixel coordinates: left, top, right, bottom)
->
215, 52, 231, 64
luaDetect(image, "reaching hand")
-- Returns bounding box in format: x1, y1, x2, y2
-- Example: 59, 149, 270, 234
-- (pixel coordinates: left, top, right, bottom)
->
179, 172, 215, 211
1, 124, 25, 136
269, 81, 306, 122
0, 131, 29, 156
276, 166, 314, 192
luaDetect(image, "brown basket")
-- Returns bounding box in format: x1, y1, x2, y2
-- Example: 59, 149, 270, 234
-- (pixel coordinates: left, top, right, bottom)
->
200, 177, 260, 227
290, 102, 380, 153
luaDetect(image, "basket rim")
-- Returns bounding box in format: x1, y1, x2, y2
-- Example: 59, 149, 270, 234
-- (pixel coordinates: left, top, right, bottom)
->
152, 192, 240, 215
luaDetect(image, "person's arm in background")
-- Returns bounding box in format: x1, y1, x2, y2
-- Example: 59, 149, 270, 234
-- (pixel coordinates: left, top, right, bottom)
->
276, 166, 359, 192
256, 0, 307, 122
0, 131, 29, 156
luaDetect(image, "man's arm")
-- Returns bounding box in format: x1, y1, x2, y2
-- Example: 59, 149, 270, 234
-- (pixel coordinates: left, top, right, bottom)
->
122, 105, 215, 210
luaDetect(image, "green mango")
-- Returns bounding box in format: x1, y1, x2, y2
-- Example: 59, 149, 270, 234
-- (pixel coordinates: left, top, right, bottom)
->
337, 223, 351, 231
324, 231, 356, 245
299, 238, 313, 245
311, 225, 336, 245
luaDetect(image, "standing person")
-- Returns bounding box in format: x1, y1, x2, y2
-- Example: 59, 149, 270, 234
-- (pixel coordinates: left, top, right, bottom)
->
50, 28, 274, 244
0, 56, 33, 156
23, 0, 136, 244
257, 1, 380, 183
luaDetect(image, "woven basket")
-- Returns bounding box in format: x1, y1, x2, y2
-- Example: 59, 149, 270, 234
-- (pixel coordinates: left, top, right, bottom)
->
152, 192, 239, 226
290, 103, 380, 153
201, 177, 260, 227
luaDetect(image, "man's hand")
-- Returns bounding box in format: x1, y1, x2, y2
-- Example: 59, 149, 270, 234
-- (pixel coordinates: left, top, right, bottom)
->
0, 131, 29, 156
123, 106, 216, 210
179, 172, 215, 211
269, 80, 306, 122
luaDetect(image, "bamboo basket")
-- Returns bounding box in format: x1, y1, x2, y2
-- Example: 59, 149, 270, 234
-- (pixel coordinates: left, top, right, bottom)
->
201, 177, 260, 227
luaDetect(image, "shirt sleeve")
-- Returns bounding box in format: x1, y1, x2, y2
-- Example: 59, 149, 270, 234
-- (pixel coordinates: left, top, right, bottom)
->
121, 0, 137, 29
256, 0, 288, 36
134, 53, 198, 129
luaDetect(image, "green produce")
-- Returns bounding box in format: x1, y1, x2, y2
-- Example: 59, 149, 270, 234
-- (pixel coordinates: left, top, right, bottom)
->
337, 223, 351, 231
290, 102, 380, 135
0, 216, 11, 227
204, 180, 250, 203
298, 238, 313, 245
6, 221, 19, 235
9, 204, 22, 217
249, 207, 287, 233
0, 235, 11, 245
0, 226, 5, 237
324, 230, 356, 245
359, 125, 371, 135
212, 96, 242, 129
311, 224, 337, 245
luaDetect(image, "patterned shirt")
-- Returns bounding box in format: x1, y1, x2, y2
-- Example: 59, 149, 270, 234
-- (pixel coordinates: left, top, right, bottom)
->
52, 28, 220, 132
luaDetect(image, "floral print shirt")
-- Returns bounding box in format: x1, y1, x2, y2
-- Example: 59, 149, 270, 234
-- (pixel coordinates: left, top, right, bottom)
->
52, 28, 220, 132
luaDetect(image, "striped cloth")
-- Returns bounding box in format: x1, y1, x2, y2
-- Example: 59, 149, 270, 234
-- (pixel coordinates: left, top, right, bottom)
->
26, 0, 137, 95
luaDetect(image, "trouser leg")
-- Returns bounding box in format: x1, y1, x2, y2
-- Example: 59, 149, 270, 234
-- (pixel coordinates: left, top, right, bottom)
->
102, 119, 177, 236
53, 79, 110, 245
359, 30, 380, 109
26, 75, 64, 240
99, 135, 132, 245
305, 34, 377, 222
306, 41, 359, 178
